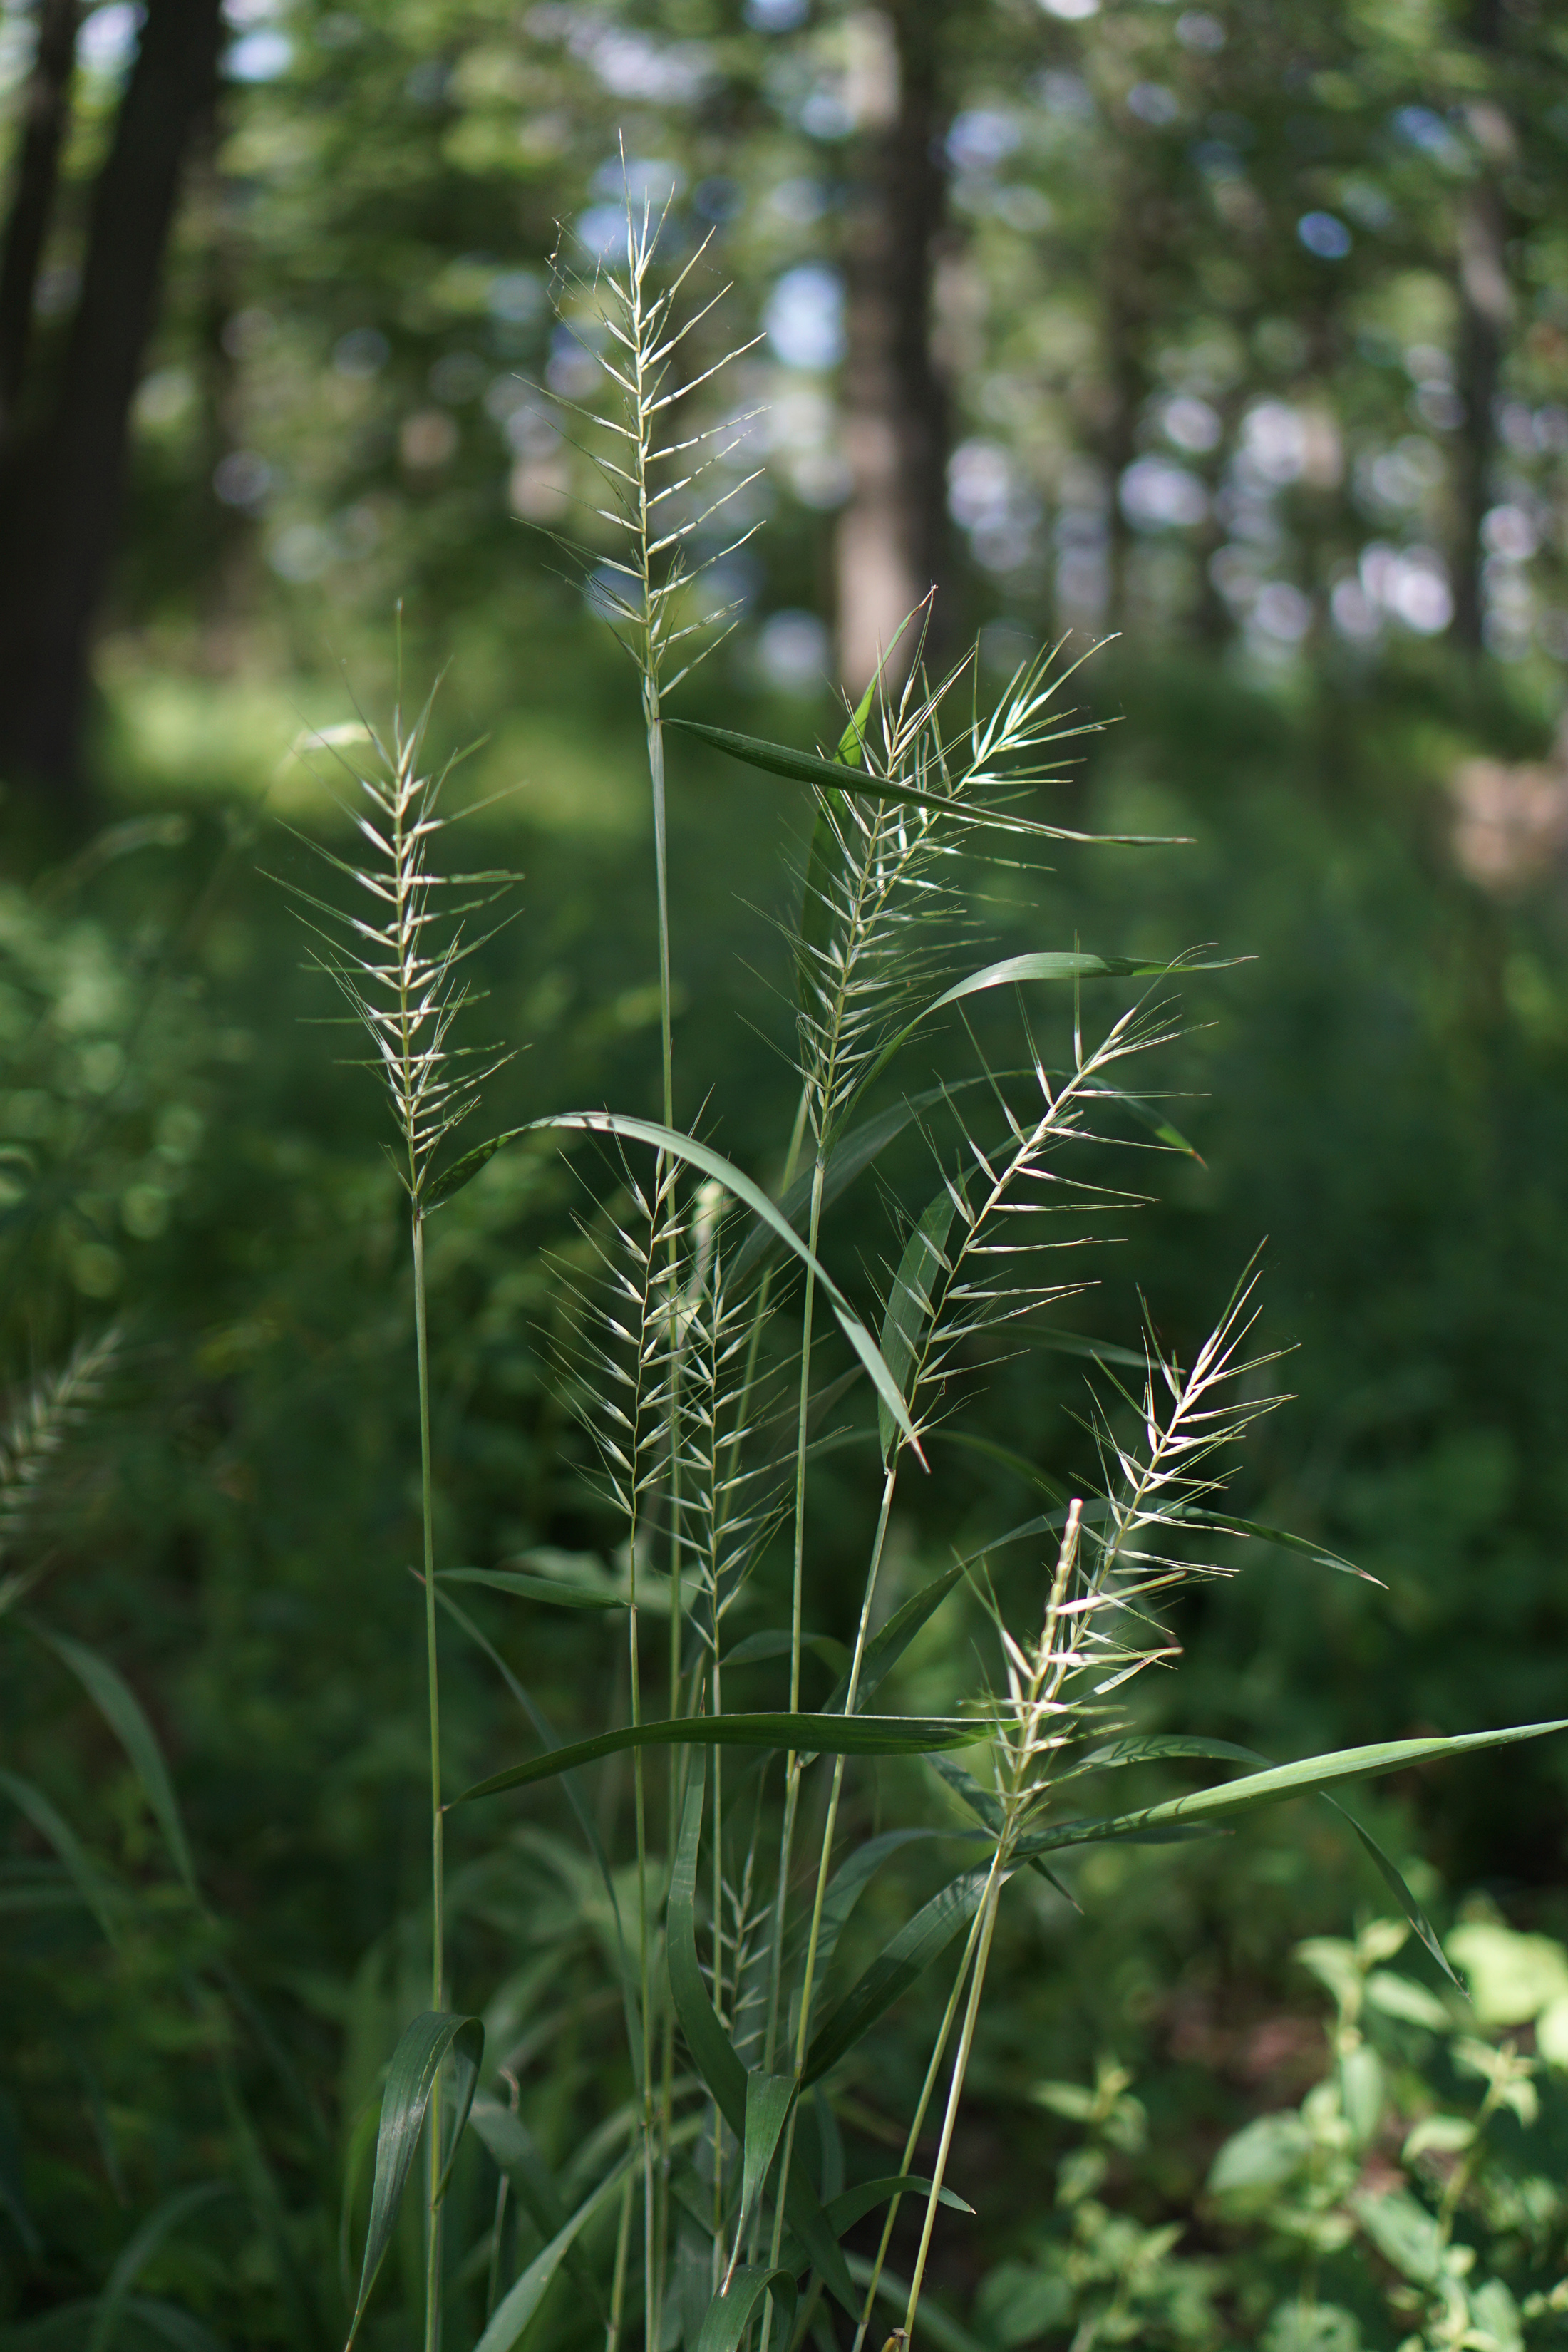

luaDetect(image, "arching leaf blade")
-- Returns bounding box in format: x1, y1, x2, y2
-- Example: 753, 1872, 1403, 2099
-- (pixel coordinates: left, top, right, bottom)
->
0, 1768, 122, 1944
469, 2100, 609, 2321
823, 2177, 974, 2236
33, 1627, 197, 1896
1030, 1721, 1568, 1854
456, 1712, 986, 1805
664, 718, 1172, 844
438, 1568, 629, 1611
848, 949, 1237, 1122
424, 1113, 922, 1459
803, 1867, 992, 2085
346, 2010, 484, 2349
474, 2157, 632, 2352
694, 2265, 796, 2352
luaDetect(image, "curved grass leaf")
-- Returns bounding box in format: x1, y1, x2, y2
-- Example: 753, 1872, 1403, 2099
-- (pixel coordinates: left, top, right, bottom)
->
804, 1867, 992, 2085
468, 2100, 607, 2322
456, 1711, 986, 1805
723, 1629, 850, 1678
731, 1089, 949, 1286
824, 1563, 966, 1721
33, 1627, 197, 1897
1162, 1507, 1379, 1585
430, 1584, 643, 2084
878, 1191, 955, 1463
423, 1112, 922, 1458
667, 1757, 747, 2133
694, 2265, 797, 2352
473, 2156, 632, 2352
664, 718, 1170, 846
438, 1568, 630, 1611
1063, 1735, 1458, 1987
87, 2184, 230, 2352
738, 2071, 795, 2249
1031, 1720, 1568, 1856
823, 2177, 974, 2236
807, 1829, 942, 1986
346, 2010, 484, 2350
0, 1769, 121, 1944
849, 949, 1234, 1124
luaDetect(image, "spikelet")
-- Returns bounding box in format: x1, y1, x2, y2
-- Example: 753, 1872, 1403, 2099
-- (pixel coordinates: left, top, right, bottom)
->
282, 684, 515, 1205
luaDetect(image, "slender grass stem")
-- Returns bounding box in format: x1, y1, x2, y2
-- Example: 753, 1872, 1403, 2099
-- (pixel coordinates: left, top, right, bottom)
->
849, 1902, 990, 2352
761, 1154, 827, 2078
902, 1862, 1004, 2347
606, 2169, 635, 2352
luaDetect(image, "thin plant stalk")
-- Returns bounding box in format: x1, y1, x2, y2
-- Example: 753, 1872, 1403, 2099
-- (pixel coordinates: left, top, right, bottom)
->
903, 1502, 1085, 2348
757, 1464, 899, 2311
849, 1901, 991, 2352
412, 1207, 445, 2352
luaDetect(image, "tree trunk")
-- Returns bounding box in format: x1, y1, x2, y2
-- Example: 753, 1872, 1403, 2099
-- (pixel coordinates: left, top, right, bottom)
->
1099, 165, 1150, 639
0, 0, 222, 820
834, 1, 954, 693
0, 0, 81, 447
1450, 1, 1512, 654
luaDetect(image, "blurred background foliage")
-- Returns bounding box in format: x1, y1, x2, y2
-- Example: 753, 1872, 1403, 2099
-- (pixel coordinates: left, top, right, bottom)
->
4, 0, 1568, 2343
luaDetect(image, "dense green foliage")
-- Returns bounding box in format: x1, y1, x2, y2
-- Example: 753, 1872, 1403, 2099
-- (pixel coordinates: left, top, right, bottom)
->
6, 0, 1568, 2347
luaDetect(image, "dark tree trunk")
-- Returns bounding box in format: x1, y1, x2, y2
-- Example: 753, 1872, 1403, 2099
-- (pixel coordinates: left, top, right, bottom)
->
1451, 0, 1512, 654
0, 0, 81, 446
834, 0, 954, 692
0, 0, 222, 820
1099, 167, 1150, 639
1452, 175, 1510, 651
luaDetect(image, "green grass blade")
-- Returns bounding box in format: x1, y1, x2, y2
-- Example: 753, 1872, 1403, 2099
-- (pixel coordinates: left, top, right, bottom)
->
437, 1569, 629, 1611
88, 2185, 230, 2352
924, 1752, 1002, 1834
730, 1088, 952, 1286
33, 1627, 197, 1897
346, 2010, 484, 2349
824, 1563, 966, 1719
667, 1755, 748, 2134
693, 2265, 797, 2352
468, 2101, 608, 2321
1032, 1720, 1568, 1852
432, 1584, 643, 2080
797, 788, 848, 1019
0, 1768, 121, 1944
803, 1867, 991, 2085
664, 718, 1171, 844
847, 949, 1235, 1125
723, 1629, 851, 1678
425, 1110, 922, 1458
877, 1191, 955, 1462
738, 2071, 795, 2240
473, 2156, 632, 2352
455, 1712, 986, 1804
823, 2177, 974, 2234
804, 1828, 946, 1985
1161, 1508, 1379, 1584
1322, 1799, 1463, 1989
